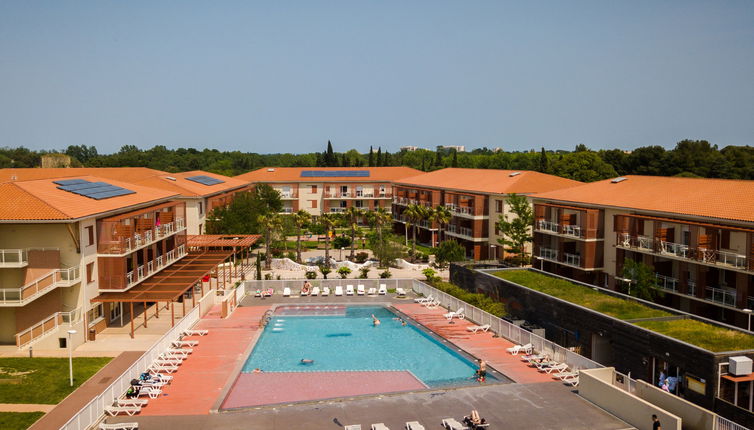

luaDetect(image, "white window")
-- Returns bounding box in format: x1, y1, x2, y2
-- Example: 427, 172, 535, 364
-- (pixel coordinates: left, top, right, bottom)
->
87, 304, 104, 325
355, 200, 364, 208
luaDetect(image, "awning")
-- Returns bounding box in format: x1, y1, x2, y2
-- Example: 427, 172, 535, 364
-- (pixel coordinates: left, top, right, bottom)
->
187, 234, 260, 249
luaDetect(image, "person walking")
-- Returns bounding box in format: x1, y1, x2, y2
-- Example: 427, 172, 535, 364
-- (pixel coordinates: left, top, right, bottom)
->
652, 414, 662, 430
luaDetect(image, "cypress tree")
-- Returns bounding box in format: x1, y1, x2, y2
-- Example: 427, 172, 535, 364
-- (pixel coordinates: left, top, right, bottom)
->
368, 146, 374, 167
451, 149, 458, 167
539, 147, 549, 173
384, 151, 391, 166
376, 147, 382, 167
435, 150, 442, 168
326, 140, 335, 166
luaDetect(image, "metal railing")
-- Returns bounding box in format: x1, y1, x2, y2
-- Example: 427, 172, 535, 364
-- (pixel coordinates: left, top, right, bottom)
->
618, 234, 751, 272
16, 307, 81, 349
329, 207, 346, 213
660, 241, 690, 259
99, 217, 186, 255
706, 286, 737, 307
0, 249, 28, 266
687, 280, 696, 296
562, 224, 582, 238
654, 273, 678, 293
0, 266, 81, 306
59, 290, 215, 430
564, 253, 581, 267
537, 220, 559, 233
123, 246, 187, 290
539, 247, 558, 261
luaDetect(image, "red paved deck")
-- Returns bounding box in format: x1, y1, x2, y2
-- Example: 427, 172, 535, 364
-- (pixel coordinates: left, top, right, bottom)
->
394, 303, 555, 384
139, 305, 270, 416
222, 371, 426, 409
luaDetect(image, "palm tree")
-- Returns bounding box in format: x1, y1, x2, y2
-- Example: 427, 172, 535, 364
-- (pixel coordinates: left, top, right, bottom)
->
342, 206, 365, 260
292, 210, 311, 263
257, 213, 282, 270
404, 204, 425, 258
431, 205, 452, 245
368, 207, 393, 243
318, 213, 338, 265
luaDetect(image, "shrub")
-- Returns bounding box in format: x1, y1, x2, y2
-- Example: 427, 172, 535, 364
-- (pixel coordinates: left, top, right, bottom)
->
379, 269, 392, 279
319, 265, 332, 279
333, 236, 352, 250
354, 252, 369, 264
286, 251, 296, 260
264, 273, 273, 280
305, 270, 317, 280
272, 249, 284, 258
431, 280, 506, 318
337, 266, 352, 279
359, 266, 371, 279
422, 268, 438, 283
276, 274, 281, 280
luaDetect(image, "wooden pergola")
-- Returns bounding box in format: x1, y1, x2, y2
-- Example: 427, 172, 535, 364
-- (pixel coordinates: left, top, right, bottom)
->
92, 250, 233, 338
187, 234, 260, 276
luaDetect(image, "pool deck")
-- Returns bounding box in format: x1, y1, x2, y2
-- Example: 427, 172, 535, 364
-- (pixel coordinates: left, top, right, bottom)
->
104, 294, 630, 429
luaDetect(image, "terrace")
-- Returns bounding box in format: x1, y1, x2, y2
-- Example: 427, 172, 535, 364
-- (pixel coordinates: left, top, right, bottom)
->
494, 270, 754, 352
0, 265, 80, 306
97, 202, 187, 256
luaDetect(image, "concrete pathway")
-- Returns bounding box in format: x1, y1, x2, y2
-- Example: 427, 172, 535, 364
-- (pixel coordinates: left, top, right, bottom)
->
28, 351, 144, 430
394, 303, 557, 384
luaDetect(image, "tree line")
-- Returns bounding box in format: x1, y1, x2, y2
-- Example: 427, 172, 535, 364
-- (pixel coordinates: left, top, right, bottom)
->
2, 139, 753, 182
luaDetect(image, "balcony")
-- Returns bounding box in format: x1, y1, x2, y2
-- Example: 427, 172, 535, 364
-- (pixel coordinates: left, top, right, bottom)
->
562, 225, 582, 238
98, 217, 185, 256
16, 307, 81, 349
655, 273, 679, 293
279, 191, 298, 199
564, 253, 581, 267
326, 192, 352, 198
706, 286, 737, 307
329, 207, 346, 213
536, 220, 584, 239
617, 233, 751, 273
394, 216, 435, 230
122, 245, 186, 291
445, 224, 477, 240
539, 247, 558, 261
0, 266, 81, 306
449, 205, 481, 218
537, 220, 559, 233
280, 207, 294, 214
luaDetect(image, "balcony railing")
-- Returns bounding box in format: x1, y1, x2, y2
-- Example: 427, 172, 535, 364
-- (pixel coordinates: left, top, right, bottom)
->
655, 273, 678, 293
0, 266, 81, 306
687, 280, 696, 296
0, 248, 60, 268
395, 216, 433, 230
329, 207, 346, 213
564, 253, 581, 267
99, 217, 185, 255
539, 247, 558, 261
562, 224, 582, 238
16, 307, 81, 349
618, 233, 751, 273
451, 206, 476, 216
706, 286, 737, 307
537, 220, 559, 233
123, 245, 186, 290
280, 207, 293, 214
279, 191, 298, 199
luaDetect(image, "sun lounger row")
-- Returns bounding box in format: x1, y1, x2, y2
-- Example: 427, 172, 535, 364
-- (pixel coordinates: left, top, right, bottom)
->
254, 288, 274, 297
506, 343, 533, 355
444, 307, 465, 322
283, 284, 390, 297
99, 423, 139, 430
344, 421, 426, 430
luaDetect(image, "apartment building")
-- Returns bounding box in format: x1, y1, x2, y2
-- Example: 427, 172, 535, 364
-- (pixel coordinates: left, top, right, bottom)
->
392, 168, 581, 259
532, 175, 754, 329
235, 167, 422, 216
0, 176, 187, 349
0, 168, 251, 236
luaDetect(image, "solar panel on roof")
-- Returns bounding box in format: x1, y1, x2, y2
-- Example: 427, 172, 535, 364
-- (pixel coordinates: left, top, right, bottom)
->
186, 175, 225, 186
53, 179, 89, 186
55, 179, 136, 200
300, 170, 370, 178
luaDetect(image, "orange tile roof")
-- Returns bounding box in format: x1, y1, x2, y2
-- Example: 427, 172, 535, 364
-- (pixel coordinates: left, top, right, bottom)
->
235, 167, 423, 183
0, 176, 178, 221
0, 167, 167, 183
394, 168, 582, 194
132, 171, 250, 197
532, 175, 754, 223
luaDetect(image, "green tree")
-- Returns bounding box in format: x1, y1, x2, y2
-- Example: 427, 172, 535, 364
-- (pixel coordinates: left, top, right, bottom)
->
551, 151, 618, 182
318, 213, 338, 264
430, 205, 452, 245
621, 259, 663, 301
538, 147, 549, 173
337, 266, 352, 279
368, 146, 374, 167
292, 210, 311, 263
341, 206, 364, 260
257, 213, 282, 269
205, 184, 282, 235
368, 232, 404, 268
434, 240, 466, 269
403, 204, 427, 258
496, 193, 534, 266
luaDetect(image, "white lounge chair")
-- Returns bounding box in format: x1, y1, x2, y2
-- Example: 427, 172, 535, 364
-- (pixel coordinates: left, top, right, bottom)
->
167, 348, 191, 355
414, 294, 433, 303
466, 324, 491, 333
441, 418, 467, 430
378, 284, 387, 295
105, 405, 141, 416
405, 421, 425, 430
140, 379, 168, 389
311, 286, 320, 296
506, 343, 532, 355
322, 286, 331, 296
335, 286, 344, 296
544, 363, 569, 374
99, 422, 139, 430
156, 354, 183, 363
367, 287, 377, 295
371, 424, 390, 430
115, 398, 148, 407
344, 426, 361, 430
283, 287, 291, 297
425, 299, 440, 309
563, 375, 579, 386
555, 371, 579, 380
181, 329, 208, 337
146, 372, 172, 382
346, 285, 355, 295
137, 386, 162, 399
444, 307, 465, 321
396, 287, 407, 297
357, 285, 365, 295
149, 363, 179, 374
171, 340, 197, 348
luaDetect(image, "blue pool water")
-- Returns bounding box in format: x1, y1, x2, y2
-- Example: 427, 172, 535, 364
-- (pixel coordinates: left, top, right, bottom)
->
242, 306, 490, 387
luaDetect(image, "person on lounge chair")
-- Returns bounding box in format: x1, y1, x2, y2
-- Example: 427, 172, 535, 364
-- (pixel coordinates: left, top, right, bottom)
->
463, 410, 487, 428
301, 281, 312, 295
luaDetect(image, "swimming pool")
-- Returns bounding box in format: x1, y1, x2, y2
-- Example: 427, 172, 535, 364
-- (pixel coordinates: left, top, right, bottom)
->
242, 305, 494, 387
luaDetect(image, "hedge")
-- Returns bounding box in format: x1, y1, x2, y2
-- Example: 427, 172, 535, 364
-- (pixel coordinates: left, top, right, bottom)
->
430, 281, 506, 318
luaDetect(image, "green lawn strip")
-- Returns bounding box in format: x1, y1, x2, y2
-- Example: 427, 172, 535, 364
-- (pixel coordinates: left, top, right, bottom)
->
0, 412, 45, 430
634, 319, 754, 352
0, 357, 111, 404
494, 270, 670, 320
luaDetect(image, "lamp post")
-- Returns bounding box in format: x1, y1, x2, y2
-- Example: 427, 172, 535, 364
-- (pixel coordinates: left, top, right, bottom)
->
490, 245, 496, 261
535, 256, 543, 271
340, 247, 344, 261
67, 329, 77, 387
744, 309, 752, 332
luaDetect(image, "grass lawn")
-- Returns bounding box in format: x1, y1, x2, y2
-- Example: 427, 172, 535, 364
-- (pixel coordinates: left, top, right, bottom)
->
634, 319, 754, 352
282, 240, 321, 249
0, 412, 45, 430
494, 270, 671, 320
0, 357, 111, 404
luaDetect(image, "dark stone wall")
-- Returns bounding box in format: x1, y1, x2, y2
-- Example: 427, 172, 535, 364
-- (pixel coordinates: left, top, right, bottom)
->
449, 264, 729, 411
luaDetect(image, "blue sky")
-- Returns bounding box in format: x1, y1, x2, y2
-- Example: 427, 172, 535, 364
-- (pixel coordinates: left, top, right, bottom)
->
1, 1, 752, 154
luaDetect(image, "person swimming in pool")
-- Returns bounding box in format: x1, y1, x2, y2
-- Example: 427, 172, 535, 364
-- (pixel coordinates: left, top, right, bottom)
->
300, 359, 314, 364
372, 314, 381, 327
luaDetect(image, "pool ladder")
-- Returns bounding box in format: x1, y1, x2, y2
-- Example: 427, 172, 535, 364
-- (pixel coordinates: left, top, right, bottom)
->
260, 310, 273, 327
